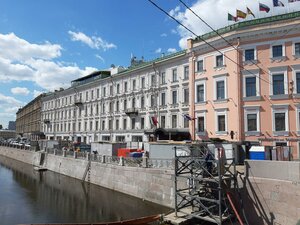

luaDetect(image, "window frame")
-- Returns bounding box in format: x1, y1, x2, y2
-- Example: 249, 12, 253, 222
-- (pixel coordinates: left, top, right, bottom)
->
195, 78, 206, 103
215, 54, 224, 68
242, 69, 260, 99
244, 48, 256, 61
215, 109, 228, 135
244, 106, 260, 136
269, 66, 288, 98
213, 74, 228, 101
271, 43, 285, 58
272, 104, 289, 136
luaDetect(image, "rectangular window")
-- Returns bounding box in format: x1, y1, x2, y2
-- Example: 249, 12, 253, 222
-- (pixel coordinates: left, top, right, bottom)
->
151, 95, 156, 107
247, 114, 257, 131
132, 79, 136, 90
95, 121, 99, 130
116, 119, 119, 130
295, 43, 300, 56
296, 72, 300, 94
102, 120, 105, 130
90, 121, 93, 131
216, 81, 225, 100
132, 98, 136, 108
172, 69, 178, 82
116, 101, 119, 112
245, 49, 255, 61
196, 84, 204, 102
184, 117, 189, 128
197, 60, 203, 72
131, 118, 135, 129
272, 74, 284, 95
103, 87, 106, 97
123, 119, 127, 130
124, 100, 127, 110
97, 89, 100, 98
161, 116, 165, 128
161, 93, 166, 106
184, 66, 189, 80
124, 82, 128, 92
272, 45, 283, 58
86, 91, 88, 101
117, 84, 120, 94
216, 55, 224, 67
141, 96, 145, 108
151, 75, 156, 87
217, 115, 226, 132
91, 90, 94, 100
275, 113, 286, 131
183, 88, 189, 104
161, 72, 166, 84
172, 90, 177, 104
109, 120, 112, 130
141, 118, 144, 129
198, 116, 205, 132
141, 77, 145, 89
172, 115, 177, 128
245, 77, 256, 97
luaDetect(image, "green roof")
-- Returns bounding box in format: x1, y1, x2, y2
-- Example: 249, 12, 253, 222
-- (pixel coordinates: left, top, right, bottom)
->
117, 50, 186, 75
195, 11, 300, 42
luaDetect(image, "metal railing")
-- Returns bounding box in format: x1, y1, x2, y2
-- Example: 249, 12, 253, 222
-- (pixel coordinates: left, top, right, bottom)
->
148, 158, 175, 169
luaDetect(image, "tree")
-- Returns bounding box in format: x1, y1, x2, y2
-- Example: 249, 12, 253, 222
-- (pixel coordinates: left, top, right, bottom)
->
0, 124, 3, 130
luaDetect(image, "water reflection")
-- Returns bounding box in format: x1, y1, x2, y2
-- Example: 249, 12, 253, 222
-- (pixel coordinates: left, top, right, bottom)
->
0, 156, 169, 225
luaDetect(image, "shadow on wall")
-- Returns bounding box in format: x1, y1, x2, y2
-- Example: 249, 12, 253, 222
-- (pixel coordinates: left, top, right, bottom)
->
239, 161, 275, 225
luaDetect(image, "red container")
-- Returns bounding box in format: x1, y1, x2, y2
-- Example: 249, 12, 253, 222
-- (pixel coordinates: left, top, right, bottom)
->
117, 148, 138, 157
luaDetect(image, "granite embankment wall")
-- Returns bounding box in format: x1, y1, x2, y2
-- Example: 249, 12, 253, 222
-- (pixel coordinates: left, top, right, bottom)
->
242, 160, 300, 225
0, 146, 175, 208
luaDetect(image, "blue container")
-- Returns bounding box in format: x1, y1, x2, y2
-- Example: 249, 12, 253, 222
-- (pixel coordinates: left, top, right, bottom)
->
249, 151, 265, 160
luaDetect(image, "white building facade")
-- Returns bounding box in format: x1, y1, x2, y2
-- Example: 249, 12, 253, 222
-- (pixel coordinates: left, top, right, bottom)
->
41, 51, 191, 143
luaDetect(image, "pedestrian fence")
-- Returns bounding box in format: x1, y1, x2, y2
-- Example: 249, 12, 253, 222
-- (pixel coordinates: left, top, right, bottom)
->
0, 143, 175, 169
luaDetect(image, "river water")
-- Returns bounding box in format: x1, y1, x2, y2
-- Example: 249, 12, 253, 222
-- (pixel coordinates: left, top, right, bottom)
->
0, 155, 170, 225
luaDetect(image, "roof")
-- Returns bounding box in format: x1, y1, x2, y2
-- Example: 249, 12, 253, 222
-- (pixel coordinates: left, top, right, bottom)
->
194, 11, 300, 43
71, 70, 110, 87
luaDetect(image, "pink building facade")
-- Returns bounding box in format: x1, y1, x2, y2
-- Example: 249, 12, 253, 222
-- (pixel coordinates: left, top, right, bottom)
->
188, 12, 300, 159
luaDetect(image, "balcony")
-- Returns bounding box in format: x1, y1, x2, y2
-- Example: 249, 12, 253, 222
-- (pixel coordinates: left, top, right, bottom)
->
125, 108, 138, 116
74, 98, 83, 106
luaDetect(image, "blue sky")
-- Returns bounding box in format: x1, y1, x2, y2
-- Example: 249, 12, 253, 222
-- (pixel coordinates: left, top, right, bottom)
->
0, 0, 299, 128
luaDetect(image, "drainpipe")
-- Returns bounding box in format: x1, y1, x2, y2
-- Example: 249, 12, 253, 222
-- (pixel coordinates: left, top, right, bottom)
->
236, 37, 242, 143
190, 50, 196, 141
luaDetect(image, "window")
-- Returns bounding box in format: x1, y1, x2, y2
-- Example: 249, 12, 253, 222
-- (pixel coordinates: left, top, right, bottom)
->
131, 118, 135, 129
110, 86, 113, 96
272, 105, 289, 135
78, 122, 81, 131
124, 82, 128, 92
296, 72, 300, 94
197, 116, 205, 132
244, 49, 255, 61
196, 84, 205, 102
123, 118, 127, 130
160, 72, 166, 84
197, 60, 203, 72
96, 104, 99, 114
172, 90, 177, 104
91, 90, 94, 100
109, 119, 112, 130
84, 122, 87, 131
183, 88, 189, 104
247, 114, 257, 131
151, 95, 156, 107
141, 77, 145, 89
102, 103, 105, 113
151, 74, 156, 87
295, 43, 300, 56
95, 121, 99, 130
245, 77, 256, 97
218, 115, 226, 132
215, 109, 227, 134
116, 119, 119, 130
132, 79, 136, 90
103, 87, 106, 97
109, 102, 113, 113
272, 74, 284, 95
161, 92, 166, 106
160, 116, 165, 128
97, 89, 100, 98
184, 66, 189, 80
216, 55, 224, 67
90, 121, 93, 131
272, 45, 283, 58
172, 69, 178, 82
141, 117, 144, 129
117, 84, 120, 94
141, 96, 145, 108
86, 91, 88, 101
132, 98, 136, 108
216, 81, 225, 100
116, 101, 119, 112
172, 115, 177, 128
124, 100, 127, 110
184, 116, 189, 128
102, 120, 105, 130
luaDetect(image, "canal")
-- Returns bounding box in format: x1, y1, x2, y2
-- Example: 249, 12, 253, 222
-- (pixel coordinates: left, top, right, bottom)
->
0, 155, 170, 225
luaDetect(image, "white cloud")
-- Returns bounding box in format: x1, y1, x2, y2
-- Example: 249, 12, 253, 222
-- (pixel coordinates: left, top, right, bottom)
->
95, 54, 105, 63
11, 87, 30, 96
160, 33, 167, 37
167, 48, 177, 53
170, 0, 300, 49
0, 33, 98, 90
155, 48, 162, 54
68, 31, 117, 51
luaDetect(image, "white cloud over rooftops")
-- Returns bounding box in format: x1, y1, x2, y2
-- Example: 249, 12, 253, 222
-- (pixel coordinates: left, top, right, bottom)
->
68, 31, 117, 51
11, 87, 30, 96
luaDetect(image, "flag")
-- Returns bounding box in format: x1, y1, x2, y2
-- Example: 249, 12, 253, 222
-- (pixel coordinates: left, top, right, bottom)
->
183, 114, 194, 121
288, 0, 300, 2
228, 13, 238, 22
150, 116, 158, 126
236, 9, 247, 19
247, 7, 255, 18
259, 3, 270, 12
273, 0, 285, 6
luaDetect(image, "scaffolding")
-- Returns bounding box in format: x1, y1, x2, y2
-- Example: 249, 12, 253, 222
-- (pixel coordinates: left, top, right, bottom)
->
174, 143, 237, 225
